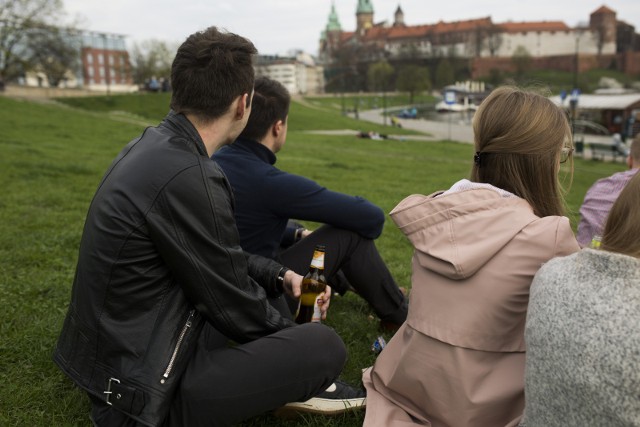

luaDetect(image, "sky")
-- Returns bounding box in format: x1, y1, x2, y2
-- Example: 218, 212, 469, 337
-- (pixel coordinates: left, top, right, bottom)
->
63, 0, 640, 56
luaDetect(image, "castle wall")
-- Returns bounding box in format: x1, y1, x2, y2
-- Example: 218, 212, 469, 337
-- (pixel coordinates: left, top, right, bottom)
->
471, 53, 628, 79
493, 30, 616, 58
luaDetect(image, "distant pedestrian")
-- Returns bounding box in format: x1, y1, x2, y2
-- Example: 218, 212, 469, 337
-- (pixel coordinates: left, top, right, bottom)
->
148, 76, 160, 92
161, 77, 170, 92
577, 135, 640, 247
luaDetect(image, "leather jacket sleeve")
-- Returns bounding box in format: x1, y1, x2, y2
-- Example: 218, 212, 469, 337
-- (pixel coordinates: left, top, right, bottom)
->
147, 160, 294, 343
244, 251, 285, 297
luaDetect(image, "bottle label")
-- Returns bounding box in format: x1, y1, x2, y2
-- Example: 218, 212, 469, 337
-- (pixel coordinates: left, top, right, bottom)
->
310, 250, 325, 268
311, 293, 323, 322
300, 293, 318, 306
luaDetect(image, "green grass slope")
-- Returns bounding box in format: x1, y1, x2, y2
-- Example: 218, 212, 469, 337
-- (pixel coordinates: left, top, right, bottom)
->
0, 94, 626, 426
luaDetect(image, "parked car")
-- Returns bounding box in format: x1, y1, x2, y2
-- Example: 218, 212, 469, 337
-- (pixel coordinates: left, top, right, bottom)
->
572, 119, 628, 159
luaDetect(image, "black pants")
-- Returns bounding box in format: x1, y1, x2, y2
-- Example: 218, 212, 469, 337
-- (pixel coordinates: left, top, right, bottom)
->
278, 225, 408, 325
90, 323, 346, 427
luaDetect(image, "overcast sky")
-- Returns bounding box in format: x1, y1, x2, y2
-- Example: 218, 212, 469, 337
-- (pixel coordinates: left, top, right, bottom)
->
64, 0, 640, 56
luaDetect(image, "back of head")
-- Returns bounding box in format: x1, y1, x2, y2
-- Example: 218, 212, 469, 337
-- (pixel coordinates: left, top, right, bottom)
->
170, 27, 257, 123
471, 86, 572, 217
239, 76, 291, 141
601, 170, 640, 258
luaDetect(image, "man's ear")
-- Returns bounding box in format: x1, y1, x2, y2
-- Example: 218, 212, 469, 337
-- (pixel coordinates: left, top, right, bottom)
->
272, 120, 283, 137
235, 93, 249, 120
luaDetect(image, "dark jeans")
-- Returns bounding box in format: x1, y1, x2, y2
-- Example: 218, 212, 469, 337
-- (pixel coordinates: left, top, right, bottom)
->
277, 225, 408, 325
90, 323, 346, 427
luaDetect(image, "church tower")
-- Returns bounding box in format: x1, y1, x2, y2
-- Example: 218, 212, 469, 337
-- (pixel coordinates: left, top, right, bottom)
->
356, 0, 374, 35
319, 2, 343, 63
393, 5, 405, 27
590, 6, 616, 44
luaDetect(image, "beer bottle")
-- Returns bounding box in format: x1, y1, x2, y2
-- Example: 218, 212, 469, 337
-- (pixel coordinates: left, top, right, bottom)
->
295, 245, 327, 324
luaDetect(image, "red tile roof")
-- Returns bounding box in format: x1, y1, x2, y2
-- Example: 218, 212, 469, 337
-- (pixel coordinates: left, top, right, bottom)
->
354, 17, 495, 42
429, 17, 493, 34
591, 5, 616, 15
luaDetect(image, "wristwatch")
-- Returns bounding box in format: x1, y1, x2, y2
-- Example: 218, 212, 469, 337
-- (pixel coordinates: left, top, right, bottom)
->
276, 267, 289, 293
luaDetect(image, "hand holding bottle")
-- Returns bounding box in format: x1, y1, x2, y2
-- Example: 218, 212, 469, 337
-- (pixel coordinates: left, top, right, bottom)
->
281, 269, 302, 299
295, 245, 330, 323
314, 285, 332, 321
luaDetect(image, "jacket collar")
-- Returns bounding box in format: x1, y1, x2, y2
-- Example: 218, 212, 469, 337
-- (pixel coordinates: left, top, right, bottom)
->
160, 110, 208, 157
233, 137, 277, 165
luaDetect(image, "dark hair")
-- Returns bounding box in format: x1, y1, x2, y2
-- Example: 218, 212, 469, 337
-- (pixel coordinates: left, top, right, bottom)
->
239, 76, 291, 141
170, 27, 257, 122
470, 86, 572, 217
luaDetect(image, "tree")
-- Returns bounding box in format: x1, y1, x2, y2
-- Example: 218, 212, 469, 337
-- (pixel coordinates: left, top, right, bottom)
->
485, 25, 503, 57
0, 0, 70, 83
511, 45, 532, 79
27, 26, 79, 87
398, 42, 421, 60
592, 23, 609, 56
396, 65, 430, 103
367, 60, 394, 92
435, 58, 454, 89
130, 39, 177, 85
325, 41, 382, 93
367, 60, 394, 124
325, 44, 354, 93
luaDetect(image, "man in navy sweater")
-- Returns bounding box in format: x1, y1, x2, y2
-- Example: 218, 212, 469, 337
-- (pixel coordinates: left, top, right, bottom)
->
214, 77, 407, 330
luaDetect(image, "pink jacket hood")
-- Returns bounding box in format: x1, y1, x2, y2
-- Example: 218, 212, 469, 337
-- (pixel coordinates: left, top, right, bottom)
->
391, 188, 539, 280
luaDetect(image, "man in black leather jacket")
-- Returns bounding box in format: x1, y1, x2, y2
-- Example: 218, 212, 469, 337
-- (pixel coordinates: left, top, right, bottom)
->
53, 27, 362, 426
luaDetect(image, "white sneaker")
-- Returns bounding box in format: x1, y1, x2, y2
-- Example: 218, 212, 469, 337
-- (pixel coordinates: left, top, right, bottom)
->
275, 380, 366, 417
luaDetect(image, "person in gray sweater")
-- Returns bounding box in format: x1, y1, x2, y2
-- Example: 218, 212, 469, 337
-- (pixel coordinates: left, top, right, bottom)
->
522, 171, 640, 426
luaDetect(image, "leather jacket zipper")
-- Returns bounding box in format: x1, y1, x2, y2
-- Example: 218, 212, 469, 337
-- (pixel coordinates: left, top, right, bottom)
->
160, 309, 195, 384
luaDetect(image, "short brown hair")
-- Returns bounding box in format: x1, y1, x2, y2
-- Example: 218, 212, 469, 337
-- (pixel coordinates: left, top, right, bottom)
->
239, 76, 291, 141
470, 86, 572, 217
601, 170, 640, 258
170, 27, 257, 122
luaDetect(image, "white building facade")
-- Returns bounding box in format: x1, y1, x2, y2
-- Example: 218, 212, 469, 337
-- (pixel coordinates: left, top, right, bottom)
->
255, 52, 324, 95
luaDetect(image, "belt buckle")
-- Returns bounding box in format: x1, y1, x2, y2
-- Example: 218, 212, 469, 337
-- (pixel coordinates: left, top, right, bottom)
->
103, 377, 121, 406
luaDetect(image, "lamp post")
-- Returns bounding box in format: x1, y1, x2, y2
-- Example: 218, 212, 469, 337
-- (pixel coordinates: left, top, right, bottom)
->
573, 30, 582, 91
569, 88, 580, 137
571, 29, 583, 137
382, 89, 387, 126
101, 33, 111, 97
340, 70, 346, 115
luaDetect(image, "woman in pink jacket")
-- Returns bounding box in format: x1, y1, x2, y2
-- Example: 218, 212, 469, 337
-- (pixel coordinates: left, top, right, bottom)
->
362, 86, 581, 427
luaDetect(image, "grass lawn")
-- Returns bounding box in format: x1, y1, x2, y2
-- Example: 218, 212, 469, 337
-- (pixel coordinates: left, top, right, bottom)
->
0, 93, 626, 426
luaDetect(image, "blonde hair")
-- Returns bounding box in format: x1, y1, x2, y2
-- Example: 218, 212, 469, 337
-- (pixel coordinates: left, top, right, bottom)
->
470, 86, 572, 217
601, 170, 640, 258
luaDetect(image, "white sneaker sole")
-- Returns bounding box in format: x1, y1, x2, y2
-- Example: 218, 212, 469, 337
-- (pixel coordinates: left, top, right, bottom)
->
275, 396, 366, 417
